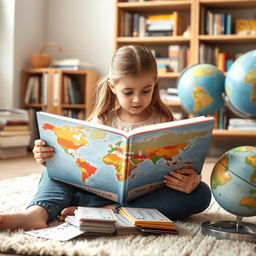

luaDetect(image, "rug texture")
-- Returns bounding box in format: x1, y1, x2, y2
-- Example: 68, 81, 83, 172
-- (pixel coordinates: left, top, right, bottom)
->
0, 174, 255, 256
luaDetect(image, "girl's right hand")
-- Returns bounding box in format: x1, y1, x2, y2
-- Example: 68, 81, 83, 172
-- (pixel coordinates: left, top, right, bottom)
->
32, 139, 55, 166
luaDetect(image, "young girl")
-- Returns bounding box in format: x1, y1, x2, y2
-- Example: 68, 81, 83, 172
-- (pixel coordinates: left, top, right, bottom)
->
0, 45, 211, 231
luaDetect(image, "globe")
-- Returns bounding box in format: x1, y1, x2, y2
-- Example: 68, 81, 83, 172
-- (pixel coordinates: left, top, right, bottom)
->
225, 50, 256, 118
177, 64, 225, 115
211, 146, 256, 217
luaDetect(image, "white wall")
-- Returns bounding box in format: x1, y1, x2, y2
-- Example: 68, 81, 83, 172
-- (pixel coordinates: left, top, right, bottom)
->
0, 0, 15, 108
0, 0, 115, 109
46, 0, 115, 76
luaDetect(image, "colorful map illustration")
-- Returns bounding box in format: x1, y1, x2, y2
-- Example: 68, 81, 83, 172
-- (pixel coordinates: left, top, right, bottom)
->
37, 112, 214, 203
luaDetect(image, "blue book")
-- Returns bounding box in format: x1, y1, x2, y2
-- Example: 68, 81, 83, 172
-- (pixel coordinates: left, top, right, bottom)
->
37, 112, 214, 204
225, 14, 232, 35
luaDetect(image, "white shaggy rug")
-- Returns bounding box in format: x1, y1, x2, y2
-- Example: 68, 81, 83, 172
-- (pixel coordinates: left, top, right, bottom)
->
0, 174, 255, 256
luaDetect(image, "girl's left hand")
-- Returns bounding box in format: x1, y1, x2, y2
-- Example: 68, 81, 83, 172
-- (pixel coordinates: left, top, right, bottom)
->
163, 168, 202, 194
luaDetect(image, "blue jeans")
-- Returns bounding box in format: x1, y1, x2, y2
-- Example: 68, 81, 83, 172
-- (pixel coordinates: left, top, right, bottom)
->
28, 168, 211, 223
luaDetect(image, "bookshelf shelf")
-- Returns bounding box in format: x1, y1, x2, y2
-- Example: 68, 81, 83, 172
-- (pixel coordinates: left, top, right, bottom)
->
117, 36, 190, 44
199, 35, 256, 43
115, 0, 256, 141
158, 72, 180, 79
212, 129, 256, 139
21, 68, 99, 119
61, 104, 87, 109
117, 1, 191, 12
163, 101, 181, 107
199, 0, 256, 8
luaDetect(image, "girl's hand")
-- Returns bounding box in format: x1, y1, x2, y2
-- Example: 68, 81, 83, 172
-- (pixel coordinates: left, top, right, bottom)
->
163, 168, 202, 194
32, 139, 54, 166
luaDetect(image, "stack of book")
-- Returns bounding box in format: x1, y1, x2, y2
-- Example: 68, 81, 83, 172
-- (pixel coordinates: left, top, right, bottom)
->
65, 207, 117, 235
227, 118, 256, 131
0, 109, 31, 158
119, 207, 178, 235
64, 207, 178, 238
51, 58, 93, 70
114, 213, 142, 235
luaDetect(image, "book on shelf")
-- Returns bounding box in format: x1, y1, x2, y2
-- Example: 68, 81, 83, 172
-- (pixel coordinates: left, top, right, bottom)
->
0, 146, 28, 159
63, 76, 83, 104
51, 58, 93, 70
235, 19, 256, 35
160, 88, 180, 103
37, 112, 214, 204
119, 207, 178, 234
125, 12, 182, 37
24, 75, 48, 105
205, 11, 233, 35
228, 118, 256, 131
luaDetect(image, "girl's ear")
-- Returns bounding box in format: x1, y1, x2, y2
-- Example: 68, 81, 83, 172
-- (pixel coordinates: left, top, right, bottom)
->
108, 81, 116, 94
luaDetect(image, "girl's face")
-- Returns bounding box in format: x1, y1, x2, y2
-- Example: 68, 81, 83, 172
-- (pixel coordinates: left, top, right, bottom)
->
109, 71, 156, 122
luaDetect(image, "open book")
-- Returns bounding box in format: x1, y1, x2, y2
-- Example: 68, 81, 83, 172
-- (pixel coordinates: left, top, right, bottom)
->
37, 112, 214, 204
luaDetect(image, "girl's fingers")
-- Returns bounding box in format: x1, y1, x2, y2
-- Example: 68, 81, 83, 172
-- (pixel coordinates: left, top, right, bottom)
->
34, 152, 54, 160
33, 146, 54, 155
34, 139, 46, 147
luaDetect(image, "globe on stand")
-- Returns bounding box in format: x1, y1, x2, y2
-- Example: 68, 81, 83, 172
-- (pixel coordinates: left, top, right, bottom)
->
201, 146, 256, 241
177, 64, 225, 115
225, 49, 256, 118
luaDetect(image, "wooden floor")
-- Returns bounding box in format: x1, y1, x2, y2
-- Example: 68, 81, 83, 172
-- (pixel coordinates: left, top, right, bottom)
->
0, 153, 217, 184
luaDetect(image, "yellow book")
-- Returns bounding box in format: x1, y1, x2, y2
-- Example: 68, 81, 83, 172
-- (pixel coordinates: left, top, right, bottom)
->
235, 19, 256, 35
119, 207, 175, 228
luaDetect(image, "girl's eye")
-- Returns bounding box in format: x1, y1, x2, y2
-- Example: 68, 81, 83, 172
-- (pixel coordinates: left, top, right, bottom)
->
123, 91, 133, 95
142, 90, 151, 94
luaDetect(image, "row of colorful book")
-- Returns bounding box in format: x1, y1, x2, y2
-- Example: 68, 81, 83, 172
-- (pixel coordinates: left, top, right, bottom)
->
153, 45, 190, 73
25, 207, 178, 241
123, 12, 181, 37
202, 10, 233, 35
201, 8, 256, 36
199, 44, 247, 72
0, 109, 31, 158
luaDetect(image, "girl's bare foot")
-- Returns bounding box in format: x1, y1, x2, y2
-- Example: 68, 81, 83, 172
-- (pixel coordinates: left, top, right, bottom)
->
59, 204, 116, 222
0, 205, 48, 231
59, 206, 77, 221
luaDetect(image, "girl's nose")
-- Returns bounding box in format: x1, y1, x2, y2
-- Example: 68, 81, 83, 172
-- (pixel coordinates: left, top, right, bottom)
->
132, 95, 140, 103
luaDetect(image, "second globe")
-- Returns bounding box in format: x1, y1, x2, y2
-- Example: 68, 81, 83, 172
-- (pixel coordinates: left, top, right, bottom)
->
177, 64, 225, 115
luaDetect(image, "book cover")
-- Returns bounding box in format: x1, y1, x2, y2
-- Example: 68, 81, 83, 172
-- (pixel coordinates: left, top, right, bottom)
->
119, 207, 174, 226
37, 112, 214, 204
75, 207, 117, 222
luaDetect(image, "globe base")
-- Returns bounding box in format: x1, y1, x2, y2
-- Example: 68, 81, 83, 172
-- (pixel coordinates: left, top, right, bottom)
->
201, 217, 256, 242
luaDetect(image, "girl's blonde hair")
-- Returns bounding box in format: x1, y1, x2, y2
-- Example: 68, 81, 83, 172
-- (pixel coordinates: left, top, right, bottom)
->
87, 45, 173, 123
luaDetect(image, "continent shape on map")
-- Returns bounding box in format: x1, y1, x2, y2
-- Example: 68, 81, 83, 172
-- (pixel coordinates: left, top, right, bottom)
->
244, 69, 256, 102
42, 123, 99, 182
192, 87, 213, 112
103, 130, 209, 181
191, 65, 215, 77
211, 156, 232, 190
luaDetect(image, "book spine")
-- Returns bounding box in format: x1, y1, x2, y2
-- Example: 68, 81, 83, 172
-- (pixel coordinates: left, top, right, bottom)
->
122, 137, 130, 204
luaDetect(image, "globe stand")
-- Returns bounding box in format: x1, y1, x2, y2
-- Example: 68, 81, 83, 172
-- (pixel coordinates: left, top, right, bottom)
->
201, 216, 256, 242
